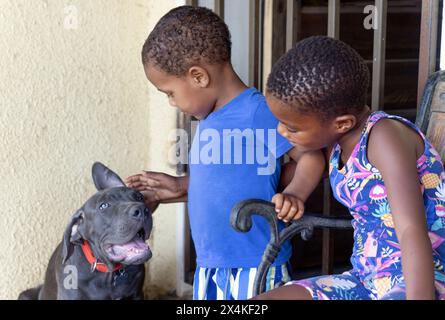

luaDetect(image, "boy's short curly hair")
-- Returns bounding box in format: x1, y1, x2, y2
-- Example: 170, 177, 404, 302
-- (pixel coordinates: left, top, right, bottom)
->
141, 5, 231, 76
266, 36, 370, 120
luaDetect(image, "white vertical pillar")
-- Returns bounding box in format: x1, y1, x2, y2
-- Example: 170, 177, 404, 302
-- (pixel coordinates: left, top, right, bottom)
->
224, 0, 253, 86
176, 0, 193, 300
327, 0, 340, 39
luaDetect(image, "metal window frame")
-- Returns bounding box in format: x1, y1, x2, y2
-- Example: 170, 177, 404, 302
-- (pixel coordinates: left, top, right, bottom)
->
263, 0, 288, 92
249, 0, 262, 89
418, 0, 440, 108
195, 0, 224, 18
179, 0, 441, 285
286, 0, 301, 51
327, 0, 340, 39
371, 0, 388, 111
440, 0, 445, 70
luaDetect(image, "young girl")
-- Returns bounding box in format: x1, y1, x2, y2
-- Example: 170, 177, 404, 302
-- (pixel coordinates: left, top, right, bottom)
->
255, 36, 445, 300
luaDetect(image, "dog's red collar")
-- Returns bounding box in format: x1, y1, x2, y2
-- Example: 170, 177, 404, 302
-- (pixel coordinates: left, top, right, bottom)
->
81, 240, 122, 273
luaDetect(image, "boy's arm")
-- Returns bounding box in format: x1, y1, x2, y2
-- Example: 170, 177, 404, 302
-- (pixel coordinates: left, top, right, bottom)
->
143, 174, 189, 203
126, 173, 189, 212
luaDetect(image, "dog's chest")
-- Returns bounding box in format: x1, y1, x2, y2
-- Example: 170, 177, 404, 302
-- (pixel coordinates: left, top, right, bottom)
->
76, 266, 142, 300
112, 269, 130, 287
109, 267, 143, 299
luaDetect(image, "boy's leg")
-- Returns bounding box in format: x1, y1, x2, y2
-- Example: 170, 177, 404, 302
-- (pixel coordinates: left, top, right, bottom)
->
235, 263, 292, 300
263, 263, 292, 292
252, 283, 312, 300
193, 267, 236, 300
193, 263, 293, 300
193, 267, 217, 300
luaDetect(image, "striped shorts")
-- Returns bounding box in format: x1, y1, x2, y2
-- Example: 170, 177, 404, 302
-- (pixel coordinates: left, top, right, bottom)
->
193, 263, 292, 300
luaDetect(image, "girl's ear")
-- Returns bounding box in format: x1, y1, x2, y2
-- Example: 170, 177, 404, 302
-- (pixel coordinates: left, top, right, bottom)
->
333, 115, 357, 133
188, 66, 210, 88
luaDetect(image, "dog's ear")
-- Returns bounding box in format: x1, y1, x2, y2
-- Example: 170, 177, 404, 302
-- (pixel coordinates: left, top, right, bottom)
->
62, 209, 84, 264
92, 162, 125, 190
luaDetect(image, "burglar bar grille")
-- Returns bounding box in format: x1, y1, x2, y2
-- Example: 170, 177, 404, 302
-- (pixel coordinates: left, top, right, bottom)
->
180, 0, 441, 283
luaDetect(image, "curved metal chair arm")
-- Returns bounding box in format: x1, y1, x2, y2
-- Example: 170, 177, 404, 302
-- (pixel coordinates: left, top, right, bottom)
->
415, 70, 445, 133
230, 199, 353, 297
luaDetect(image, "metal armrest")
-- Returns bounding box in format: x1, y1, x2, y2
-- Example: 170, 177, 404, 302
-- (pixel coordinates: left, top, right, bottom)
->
230, 199, 353, 296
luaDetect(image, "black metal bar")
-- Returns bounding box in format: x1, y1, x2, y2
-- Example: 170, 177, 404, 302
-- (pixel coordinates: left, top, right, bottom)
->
322, 178, 334, 275
230, 199, 352, 296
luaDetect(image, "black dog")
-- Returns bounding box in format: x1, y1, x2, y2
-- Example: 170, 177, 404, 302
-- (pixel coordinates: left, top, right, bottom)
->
18, 162, 152, 300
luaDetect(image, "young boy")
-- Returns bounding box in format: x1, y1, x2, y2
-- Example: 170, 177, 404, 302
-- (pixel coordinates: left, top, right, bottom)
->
126, 6, 324, 300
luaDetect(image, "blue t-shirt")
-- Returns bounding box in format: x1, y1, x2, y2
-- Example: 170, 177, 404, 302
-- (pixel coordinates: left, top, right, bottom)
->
188, 87, 293, 268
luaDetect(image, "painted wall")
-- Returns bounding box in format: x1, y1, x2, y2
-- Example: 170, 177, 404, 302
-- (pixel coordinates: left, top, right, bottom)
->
0, 0, 178, 299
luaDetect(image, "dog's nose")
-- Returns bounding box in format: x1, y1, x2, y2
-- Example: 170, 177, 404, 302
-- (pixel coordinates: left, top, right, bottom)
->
144, 207, 150, 216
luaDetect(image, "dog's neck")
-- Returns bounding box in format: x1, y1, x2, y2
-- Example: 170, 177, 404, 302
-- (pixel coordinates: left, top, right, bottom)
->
81, 240, 123, 273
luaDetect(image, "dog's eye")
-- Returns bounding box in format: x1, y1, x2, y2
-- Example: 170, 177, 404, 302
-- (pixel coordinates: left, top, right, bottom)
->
99, 202, 110, 210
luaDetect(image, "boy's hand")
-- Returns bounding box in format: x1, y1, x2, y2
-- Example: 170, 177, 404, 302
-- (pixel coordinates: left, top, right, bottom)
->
271, 193, 305, 222
125, 172, 186, 202
140, 190, 160, 213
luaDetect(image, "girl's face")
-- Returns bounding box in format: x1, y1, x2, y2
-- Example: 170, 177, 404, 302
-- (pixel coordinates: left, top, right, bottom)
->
266, 94, 339, 152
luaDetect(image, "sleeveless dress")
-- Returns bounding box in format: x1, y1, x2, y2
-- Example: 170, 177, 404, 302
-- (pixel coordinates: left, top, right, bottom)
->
287, 111, 445, 300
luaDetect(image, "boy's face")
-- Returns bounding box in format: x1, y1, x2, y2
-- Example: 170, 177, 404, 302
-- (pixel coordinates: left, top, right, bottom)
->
266, 94, 339, 152
144, 63, 214, 120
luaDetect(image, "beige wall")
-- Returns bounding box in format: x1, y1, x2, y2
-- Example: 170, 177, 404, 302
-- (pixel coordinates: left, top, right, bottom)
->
0, 0, 179, 299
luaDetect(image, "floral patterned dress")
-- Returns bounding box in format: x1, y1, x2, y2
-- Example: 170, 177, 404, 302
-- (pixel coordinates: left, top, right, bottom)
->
287, 111, 445, 300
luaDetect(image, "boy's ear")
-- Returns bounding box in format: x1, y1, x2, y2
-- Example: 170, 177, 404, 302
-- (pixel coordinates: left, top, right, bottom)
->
333, 115, 357, 133
188, 66, 210, 88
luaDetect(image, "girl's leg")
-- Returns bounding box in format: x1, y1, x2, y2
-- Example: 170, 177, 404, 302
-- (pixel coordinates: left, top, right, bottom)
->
229, 263, 292, 300
252, 272, 373, 300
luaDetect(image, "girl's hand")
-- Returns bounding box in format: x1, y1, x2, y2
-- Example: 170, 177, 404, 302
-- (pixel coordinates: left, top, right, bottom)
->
272, 193, 305, 222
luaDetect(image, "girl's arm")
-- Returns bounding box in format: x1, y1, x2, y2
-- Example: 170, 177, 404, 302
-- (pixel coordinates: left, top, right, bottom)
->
284, 147, 326, 202
368, 119, 435, 300
278, 159, 297, 192
273, 147, 326, 222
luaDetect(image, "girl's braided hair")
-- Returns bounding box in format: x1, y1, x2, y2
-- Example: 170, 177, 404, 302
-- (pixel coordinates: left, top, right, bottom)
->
267, 36, 370, 120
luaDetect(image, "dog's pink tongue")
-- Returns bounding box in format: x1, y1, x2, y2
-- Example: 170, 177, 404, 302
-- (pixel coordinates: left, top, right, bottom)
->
112, 237, 149, 254
107, 235, 152, 263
